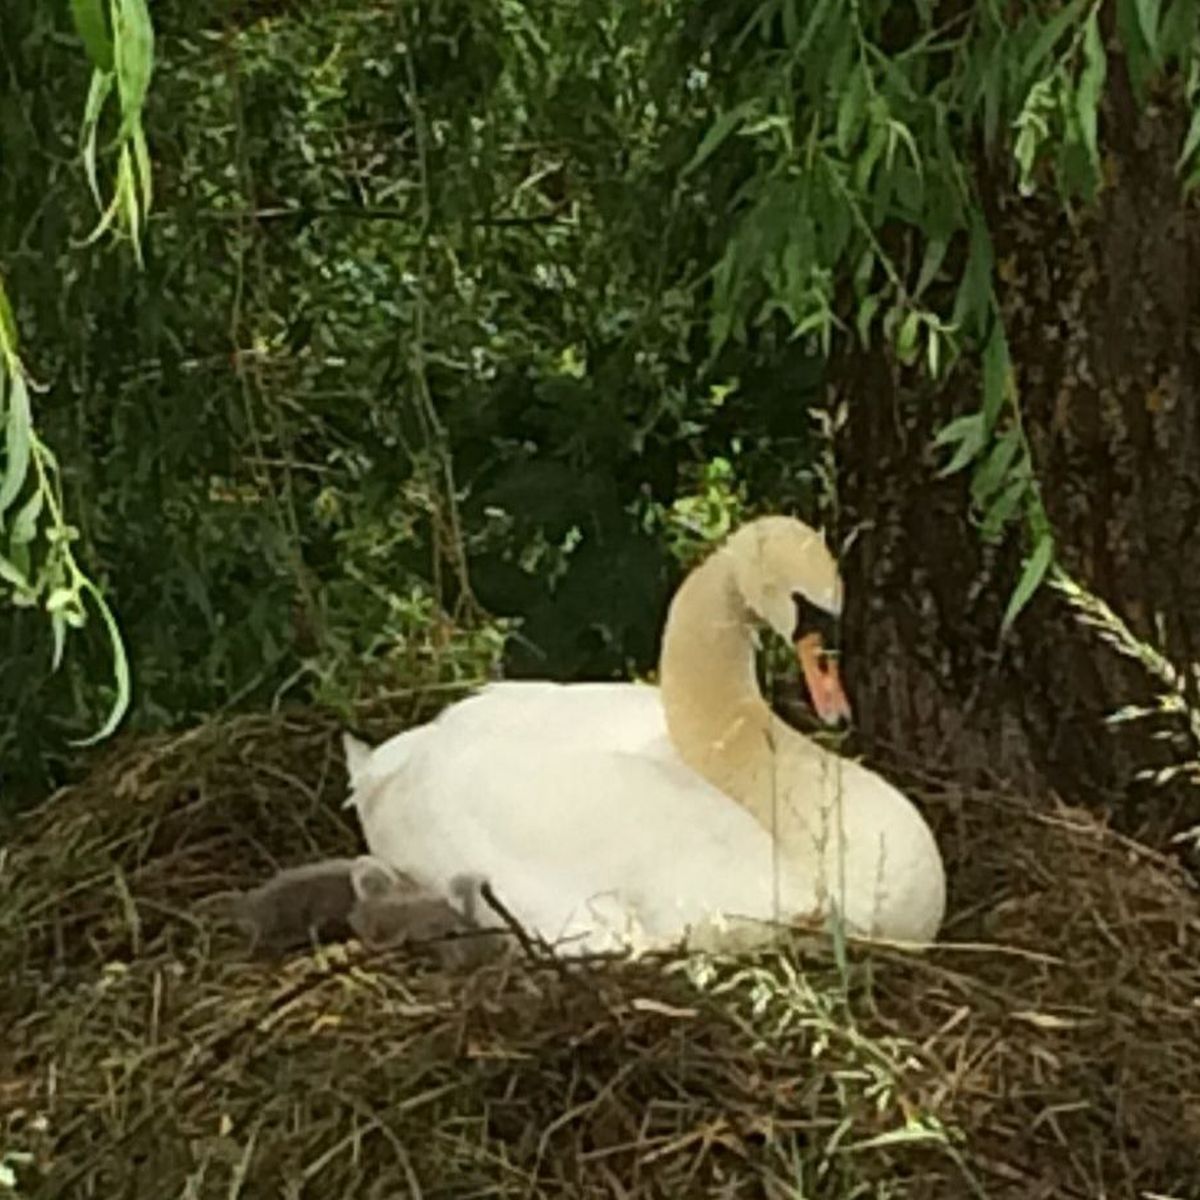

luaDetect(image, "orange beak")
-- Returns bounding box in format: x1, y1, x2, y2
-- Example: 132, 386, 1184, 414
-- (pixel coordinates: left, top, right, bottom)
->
795, 632, 852, 727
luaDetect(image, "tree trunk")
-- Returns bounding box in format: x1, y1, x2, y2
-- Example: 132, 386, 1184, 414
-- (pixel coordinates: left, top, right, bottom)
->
834, 54, 1200, 851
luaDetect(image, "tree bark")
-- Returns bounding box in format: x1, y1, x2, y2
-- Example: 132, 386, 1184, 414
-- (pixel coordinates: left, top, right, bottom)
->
834, 54, 1200, 851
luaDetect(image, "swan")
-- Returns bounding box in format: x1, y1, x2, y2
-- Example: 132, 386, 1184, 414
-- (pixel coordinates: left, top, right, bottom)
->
343, 516, 946, 955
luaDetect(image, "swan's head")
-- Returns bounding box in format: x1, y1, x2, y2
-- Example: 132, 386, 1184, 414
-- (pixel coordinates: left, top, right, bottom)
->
724, 516, 850, 727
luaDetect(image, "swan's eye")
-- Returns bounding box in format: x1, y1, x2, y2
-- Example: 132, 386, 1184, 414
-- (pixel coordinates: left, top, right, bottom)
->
791, 590, 840, 650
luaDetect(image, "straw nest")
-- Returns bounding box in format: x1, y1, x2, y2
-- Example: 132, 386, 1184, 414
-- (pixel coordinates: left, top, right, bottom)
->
2, 707, 1199, 1199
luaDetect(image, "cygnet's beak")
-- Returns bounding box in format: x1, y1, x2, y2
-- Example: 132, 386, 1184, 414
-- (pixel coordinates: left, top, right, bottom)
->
795, 632, 852, 728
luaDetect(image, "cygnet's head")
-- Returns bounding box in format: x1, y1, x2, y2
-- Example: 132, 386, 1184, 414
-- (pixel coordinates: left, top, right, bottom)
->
348, 860, 482, 965
349, 855, 409, 902
723, 515, 850, 727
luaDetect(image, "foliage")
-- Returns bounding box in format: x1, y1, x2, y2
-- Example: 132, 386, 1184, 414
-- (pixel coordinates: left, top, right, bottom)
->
0, 310, 128, 746
74, 0, 156, 259
0, 0, 156, 755
1053, 568, 1200, 790
679, 0, 1197, 631
3, 0, 1200, 805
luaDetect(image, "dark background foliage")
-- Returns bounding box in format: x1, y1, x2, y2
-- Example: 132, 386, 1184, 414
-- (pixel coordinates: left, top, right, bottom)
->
0, 0, 834, 802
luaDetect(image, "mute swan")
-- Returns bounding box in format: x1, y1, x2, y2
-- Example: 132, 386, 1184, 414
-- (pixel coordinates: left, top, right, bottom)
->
344, 516, 946, 954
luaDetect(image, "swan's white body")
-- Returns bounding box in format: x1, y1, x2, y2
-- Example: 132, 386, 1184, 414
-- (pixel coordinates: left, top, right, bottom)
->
346, 518, 946, 955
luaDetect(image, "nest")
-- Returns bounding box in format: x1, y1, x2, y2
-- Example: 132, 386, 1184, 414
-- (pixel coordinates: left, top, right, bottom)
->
2, 708, 1199, 1199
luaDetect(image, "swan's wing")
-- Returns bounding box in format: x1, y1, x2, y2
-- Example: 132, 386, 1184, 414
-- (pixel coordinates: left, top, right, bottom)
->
429, 680, 671, 757
345, 682, 672, 804
349, 727, 789, 953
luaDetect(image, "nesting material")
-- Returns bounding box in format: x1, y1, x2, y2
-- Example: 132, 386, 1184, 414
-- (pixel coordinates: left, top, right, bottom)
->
1, 710, 1198, 1199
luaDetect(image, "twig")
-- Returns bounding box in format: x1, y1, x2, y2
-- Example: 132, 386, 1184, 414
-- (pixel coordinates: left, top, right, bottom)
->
478, 881, 569, 980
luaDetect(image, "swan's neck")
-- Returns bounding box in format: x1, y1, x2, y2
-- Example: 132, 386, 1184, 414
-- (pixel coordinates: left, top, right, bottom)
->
659, 548, 814, 825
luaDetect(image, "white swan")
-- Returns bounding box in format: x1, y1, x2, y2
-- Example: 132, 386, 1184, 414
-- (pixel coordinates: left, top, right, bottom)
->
344, 516, 945, 955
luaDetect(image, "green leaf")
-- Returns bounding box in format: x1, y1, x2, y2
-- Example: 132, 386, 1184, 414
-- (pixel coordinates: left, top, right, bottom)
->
1177, 106, 1200, 173
886, 119, 923, 176
0, 273, 17, 355
1159, 0, 1199, 59
852, 249, 875, 297
854, 106, 890, 192
926, 324, 942, 379
113, 0, 155, 122
10, 487, 43, 545
780, 0, 799, 47
934, 412, 986, 476
836, 68, 869, 157
951, 214, 994, 337
80, 69, 114, 210
731, 0, 780, 53
46, 587, 77, 613
1133, 0, 1162, 61
856, 294, 881, 348
935, 411, 982, 447
790, 0, 834, 55
1076, 11, 1107, 173
45, 521, 79, 546
0, 552, 29, 591
978, 473, 1029, 543
8, 538, 30, 584
116, 145, 143, 264
50, 610, 67, 671
1020, 0, 1089, 86
970, 427, 1022, 509
914, 235, 949, 298
1002, 532, 1055, 635
70, 581, 132, 745
1117, 0, 1157, 99
881, 302, 902, 343
794, 314, 828, 354
682, 103, 755, 178
70, 0, 114, 71
896, 310, 921, 364
131, 122, 153, 216
982, 322, 1012, 428
0, 370, 32, 521
709, 307, 733, 354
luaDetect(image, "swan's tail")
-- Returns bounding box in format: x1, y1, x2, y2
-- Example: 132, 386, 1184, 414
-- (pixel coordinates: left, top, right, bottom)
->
341, 725, 433, 828
341, 732, 372, 807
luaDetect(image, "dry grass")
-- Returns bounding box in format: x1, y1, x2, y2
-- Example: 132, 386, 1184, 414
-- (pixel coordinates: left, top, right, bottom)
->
2, 708, 1199, 1199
